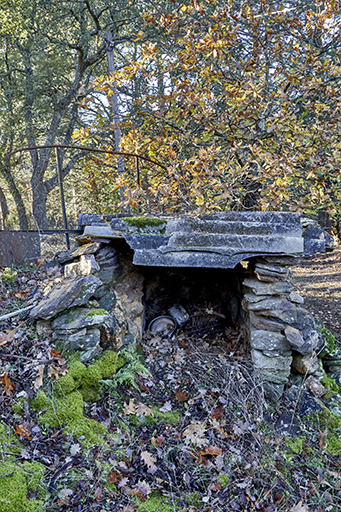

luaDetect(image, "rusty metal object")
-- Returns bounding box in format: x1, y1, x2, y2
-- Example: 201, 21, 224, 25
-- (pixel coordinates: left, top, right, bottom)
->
0, 231, 40, 266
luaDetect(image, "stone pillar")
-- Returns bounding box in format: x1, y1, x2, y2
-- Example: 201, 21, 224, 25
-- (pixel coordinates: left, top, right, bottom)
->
242, 256, 320, 401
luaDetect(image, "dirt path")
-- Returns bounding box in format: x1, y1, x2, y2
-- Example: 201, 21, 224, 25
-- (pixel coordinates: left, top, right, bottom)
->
291, 245, 341, 343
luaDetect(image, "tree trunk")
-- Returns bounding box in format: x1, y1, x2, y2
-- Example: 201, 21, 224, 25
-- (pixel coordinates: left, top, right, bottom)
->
1, 161, 29, 230
0, 187, 9, 230
31, 177, 49, 230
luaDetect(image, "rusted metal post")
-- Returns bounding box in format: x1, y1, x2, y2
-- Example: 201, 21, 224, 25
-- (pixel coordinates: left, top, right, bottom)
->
55, 147, 70, 250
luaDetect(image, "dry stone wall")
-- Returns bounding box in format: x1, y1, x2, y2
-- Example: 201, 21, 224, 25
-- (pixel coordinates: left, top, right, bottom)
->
30, 241, 144, 363
242, 256, 321, 400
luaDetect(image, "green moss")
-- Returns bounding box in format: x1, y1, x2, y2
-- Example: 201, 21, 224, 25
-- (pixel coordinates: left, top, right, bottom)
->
309, 409, 341, 455
0, 460, 45, 512
53, 372, 77, 397
325, 434, 341, 455
185, 491, 202, 508
12, 397, 26, 415
1, 268, 17, 283
151, 408, 181, 424
85, 308, 108, 318
0, 422, 21, 454
285, 437, 304, 454
30, 390, 47, 411
122, 217, 166, 230
135, 492, 177, 512
217, 473, 229, 487
39, 391, 84, 427
66, 417, 107, 447
95, 350, 125, 379
68, 360, 87, 383
321, 374, 341, 397
319, 327, 337, 357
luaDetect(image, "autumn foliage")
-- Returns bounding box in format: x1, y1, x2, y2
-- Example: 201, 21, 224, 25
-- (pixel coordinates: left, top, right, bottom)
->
75, 0, 341, 216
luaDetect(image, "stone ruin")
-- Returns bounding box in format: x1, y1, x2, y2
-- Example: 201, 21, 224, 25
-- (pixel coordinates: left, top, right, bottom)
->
29, 212, 335, 400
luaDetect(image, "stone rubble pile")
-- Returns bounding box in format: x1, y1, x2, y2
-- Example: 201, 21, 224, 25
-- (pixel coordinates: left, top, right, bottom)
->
30, 241, 144, 363
242, 256, 322, 401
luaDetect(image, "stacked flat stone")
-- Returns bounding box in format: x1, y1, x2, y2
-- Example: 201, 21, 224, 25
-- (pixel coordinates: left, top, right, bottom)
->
242, 256, 320, 401
30, 241, 144, 363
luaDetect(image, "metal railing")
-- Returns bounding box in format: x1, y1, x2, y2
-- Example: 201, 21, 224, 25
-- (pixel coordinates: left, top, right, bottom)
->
1, 144, 167, 249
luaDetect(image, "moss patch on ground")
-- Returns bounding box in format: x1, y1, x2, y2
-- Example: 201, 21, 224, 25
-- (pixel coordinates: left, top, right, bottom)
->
31, 350, 125, 446
135, 492, 178, 512
0, 450, 45, 512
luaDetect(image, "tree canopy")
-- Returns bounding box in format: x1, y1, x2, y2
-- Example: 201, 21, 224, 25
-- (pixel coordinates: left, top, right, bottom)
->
76, 0, 341, 218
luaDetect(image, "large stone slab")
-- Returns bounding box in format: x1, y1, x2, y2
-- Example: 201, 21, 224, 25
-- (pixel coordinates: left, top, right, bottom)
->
51, 307, 113, 331
30, 275, 102, 320
252, 350, 292, 371
249, 311, 284, 332
243, 278, 293, 296
250, 330, 291, 351
245, 297, 294, 312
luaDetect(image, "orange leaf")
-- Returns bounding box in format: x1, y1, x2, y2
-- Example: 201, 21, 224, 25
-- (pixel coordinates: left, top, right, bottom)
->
209, 482, 222, 491
175, 389, 189, 402
15, 424, 32, 441
108, 472, 120, 483
199, 445, 222, 456
50, 347, 62, 359
0, 329, 17, 347
211, 404, 224, 419
0, 372, 15, 396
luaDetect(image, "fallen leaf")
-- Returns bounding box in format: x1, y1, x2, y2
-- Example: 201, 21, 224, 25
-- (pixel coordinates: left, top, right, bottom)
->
209, 482, 222, 492
94, 487, 103, 501
50, 347, 62, 359
0, 328, 17, 346
199, 445, 222, 456
122, 505, 135, 512
57, 488, 73, 505
108, 472, 121, 483
123, 399, 154, 417
70, 443, 81, 456
34, 366, 44, 390
183, 421, 208, 447
289, 502, 309, 512
0, 372, 15, 396
15, 424, 32, 441
159, 401, 172, 413
118, 477, 129, 488
211, 404, 224, 419
136, 480, 151, 497
175, 389, 189, 402
141, 451, 158, 474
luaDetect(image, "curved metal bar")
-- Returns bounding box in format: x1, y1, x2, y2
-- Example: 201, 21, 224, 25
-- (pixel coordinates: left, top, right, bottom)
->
1, 144, 167, 170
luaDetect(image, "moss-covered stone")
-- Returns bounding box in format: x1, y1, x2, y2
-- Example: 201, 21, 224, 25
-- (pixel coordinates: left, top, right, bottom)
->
95, 350, 125, 379
85, 308, 108, 318
0, 460, 45, 512
53, 372, 77, 397
122, 217, 166, 229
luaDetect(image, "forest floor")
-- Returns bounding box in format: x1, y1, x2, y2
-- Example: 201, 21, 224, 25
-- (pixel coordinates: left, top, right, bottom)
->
0, 245, 341, 512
